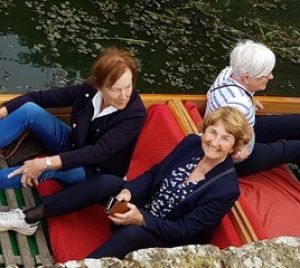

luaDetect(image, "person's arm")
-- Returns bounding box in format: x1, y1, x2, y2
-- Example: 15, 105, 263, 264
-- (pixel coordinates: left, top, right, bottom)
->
59, 114, 145, 169
4, 84, 87, 114
8, 155, 62, 187
141, 191, 239, 244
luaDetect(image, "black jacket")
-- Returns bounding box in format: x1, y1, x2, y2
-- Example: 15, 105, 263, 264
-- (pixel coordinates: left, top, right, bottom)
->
5, 84, 146, 177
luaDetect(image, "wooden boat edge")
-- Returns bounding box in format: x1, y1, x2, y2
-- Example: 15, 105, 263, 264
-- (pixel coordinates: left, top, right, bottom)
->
1, 94, 299, 117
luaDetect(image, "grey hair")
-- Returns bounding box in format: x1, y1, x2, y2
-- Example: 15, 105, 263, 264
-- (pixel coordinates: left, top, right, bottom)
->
230, 40, 276, 78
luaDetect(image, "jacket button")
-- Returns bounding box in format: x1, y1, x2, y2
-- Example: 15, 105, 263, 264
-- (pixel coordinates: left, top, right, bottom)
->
96, 168, 101, 173
72, 123, 76, 128
85, 93, 90, 98
71, 143, 75, 148
96, 128, 100, 132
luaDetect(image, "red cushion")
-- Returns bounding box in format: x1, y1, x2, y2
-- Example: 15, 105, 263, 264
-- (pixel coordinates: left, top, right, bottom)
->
238, 165, 300, 239
210, 215, 243, 248
36, 104, 185, 262
127, 104, 185, 179
183, 101, 202, 126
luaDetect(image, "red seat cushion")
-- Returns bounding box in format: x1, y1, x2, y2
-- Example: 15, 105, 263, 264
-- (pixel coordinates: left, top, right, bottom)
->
238, 165, 300, 239
127, 104, 185, 179
36, 104, 185, 262
210, 215, 243, 248
183, 101, 202, 126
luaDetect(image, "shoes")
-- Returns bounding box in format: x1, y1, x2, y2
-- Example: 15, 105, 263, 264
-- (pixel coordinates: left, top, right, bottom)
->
0, 208, 39, 236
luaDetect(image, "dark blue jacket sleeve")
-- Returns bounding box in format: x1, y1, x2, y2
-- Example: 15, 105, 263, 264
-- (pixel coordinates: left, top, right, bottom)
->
4, 85, 85, 113
59, 114, 145, 168
142, 191, 239, 244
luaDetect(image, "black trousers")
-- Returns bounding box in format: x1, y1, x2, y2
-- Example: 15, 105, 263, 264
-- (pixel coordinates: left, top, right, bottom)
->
236, 114, 300, 176
41, 174, 170, 259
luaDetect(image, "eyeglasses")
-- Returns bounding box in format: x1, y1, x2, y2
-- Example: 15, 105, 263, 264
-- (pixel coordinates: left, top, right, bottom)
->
256, 72, 273, 79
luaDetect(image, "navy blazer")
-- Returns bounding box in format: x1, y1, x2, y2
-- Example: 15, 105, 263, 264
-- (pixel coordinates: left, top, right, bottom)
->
5, 84, 146, 177
125, 134, 240, 245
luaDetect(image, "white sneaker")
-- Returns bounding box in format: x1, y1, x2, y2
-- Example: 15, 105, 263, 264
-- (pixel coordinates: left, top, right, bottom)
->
0, 208, 39, 236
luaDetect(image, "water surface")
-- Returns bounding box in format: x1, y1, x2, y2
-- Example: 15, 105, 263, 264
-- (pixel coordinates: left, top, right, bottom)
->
0, 0, 299, 95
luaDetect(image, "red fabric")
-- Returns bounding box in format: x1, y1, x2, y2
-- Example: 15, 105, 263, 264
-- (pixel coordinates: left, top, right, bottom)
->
238, 165, 300, 239
37, 101, 300, 260
183, 101, 202, 126
35, 180, 63, 196
127, 104, 185, 179
210, 215, 243, 248
36, 104, 185, 262
36, 181, 111, 261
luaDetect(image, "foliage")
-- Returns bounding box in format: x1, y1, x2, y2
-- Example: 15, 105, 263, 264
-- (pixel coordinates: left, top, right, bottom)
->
0, 0, 299, 94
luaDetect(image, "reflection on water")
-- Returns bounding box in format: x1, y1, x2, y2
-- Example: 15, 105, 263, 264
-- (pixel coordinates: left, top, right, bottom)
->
0, 0, 299, 96
0, 34, 79, 93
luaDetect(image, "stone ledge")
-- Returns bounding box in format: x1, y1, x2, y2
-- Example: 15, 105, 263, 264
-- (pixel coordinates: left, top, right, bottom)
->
53, 236, 300, 268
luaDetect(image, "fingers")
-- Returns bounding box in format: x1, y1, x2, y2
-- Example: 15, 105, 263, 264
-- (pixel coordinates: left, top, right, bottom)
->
7, 168, 23, 179
20, 174, 36, 188
20, 174, 28, 188
26, 178, 33, 187
127, 203, 136, 209
32, 177, 39, 186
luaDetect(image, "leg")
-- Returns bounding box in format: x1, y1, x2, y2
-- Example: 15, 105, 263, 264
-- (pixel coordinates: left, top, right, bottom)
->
0, 174, 125, 234
236, 140, 300, 176
0, 102, 70, 153
0, 165, 86, 189
254, 114, 300, 142
87, 225, 171, 259
28, 174, 125, 220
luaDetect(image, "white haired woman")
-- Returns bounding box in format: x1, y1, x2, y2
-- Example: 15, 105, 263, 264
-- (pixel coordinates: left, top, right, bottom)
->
205, 39, 300, 176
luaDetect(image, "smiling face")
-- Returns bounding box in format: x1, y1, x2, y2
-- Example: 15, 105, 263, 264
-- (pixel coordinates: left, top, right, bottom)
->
201, 120, 235, 162
101, 68, 133, 110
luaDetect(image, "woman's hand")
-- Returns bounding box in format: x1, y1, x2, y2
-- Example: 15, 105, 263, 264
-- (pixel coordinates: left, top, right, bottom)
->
115, 188, 132, 202
7, 158, 47, 187
232, 144, 249, 162
253, 100, 264, 111
108, 203, 145, 226
0, 106, 8, 119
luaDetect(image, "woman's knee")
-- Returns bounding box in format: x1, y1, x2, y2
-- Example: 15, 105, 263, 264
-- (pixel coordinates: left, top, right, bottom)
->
88, 174, 125, 194
19, 102, 44, 114
116, 225, 146, 243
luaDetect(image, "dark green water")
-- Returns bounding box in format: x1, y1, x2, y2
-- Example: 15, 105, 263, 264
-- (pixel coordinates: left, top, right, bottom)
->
0, 0, 299, 95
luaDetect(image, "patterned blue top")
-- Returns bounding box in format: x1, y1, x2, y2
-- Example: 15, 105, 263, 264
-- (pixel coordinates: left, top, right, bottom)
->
144, 157, 201, 219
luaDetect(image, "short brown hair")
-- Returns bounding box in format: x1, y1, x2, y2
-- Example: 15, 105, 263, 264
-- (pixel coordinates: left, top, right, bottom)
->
200, 107, 251, 154
87, 47, 138, 89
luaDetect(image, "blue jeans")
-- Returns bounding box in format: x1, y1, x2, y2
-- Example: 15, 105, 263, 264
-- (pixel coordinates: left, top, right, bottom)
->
0, 102, 86, 188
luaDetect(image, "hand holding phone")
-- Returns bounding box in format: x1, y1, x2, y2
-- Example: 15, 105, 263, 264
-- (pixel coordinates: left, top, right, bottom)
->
105, 196, 130, 215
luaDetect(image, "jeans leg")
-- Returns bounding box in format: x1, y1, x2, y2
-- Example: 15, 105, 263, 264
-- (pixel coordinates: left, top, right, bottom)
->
87, 225, 170, 259
0, 166, 23, 188
0, 102, 70, 153
42, 174, 125, 218
0, 165, 86, 189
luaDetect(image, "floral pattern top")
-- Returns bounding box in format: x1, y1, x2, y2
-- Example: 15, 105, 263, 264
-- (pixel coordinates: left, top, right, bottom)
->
144, 157, 201, 219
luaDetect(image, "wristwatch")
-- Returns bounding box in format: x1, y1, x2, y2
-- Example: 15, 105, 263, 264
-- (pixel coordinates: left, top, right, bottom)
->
45, 157, 52, 170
